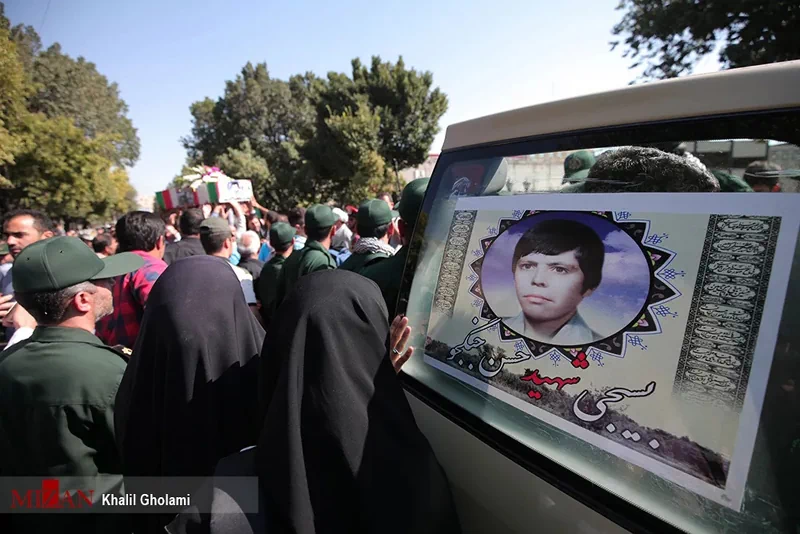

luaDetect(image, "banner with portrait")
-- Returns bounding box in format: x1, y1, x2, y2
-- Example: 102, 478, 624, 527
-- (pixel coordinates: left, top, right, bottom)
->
422, 193, 799, 510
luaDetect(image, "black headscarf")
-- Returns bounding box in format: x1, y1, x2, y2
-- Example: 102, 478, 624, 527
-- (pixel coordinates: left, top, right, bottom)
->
256, 270, 460, 534
115, 255, 265, 479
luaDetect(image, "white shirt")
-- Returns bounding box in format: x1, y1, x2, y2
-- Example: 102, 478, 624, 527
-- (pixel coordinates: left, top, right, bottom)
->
503, 310, 600, 346
230, 264, 257, 305
331, 224, 353, 251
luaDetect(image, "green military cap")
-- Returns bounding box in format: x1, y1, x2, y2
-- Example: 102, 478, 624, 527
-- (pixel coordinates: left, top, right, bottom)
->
563, 150, 596, 184
305, 204, 337, 230
12, 236, 143, 293
357, 199, 393, 232
0, 241, 8, 256
711, 169, 753, 192
269, 222, 296, 248
200, 217, 232, 236
396, 178, 430, 223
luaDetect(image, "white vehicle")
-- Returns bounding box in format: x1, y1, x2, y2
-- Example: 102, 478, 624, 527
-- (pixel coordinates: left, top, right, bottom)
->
399, 61, 800, 534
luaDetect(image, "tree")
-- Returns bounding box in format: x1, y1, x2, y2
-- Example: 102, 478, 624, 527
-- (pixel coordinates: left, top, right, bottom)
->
6, 114, 122, 221
181, 56, 447, 210
611, 0, 800, 81
0, 3, 140, 222
301, 73, 394, 205
0, 19, 29, 188
353, 56, 448, 189
28, 44, 140, 166
182, 63, 316, 169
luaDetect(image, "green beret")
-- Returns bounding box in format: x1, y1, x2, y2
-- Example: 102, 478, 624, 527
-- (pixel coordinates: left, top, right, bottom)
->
305, 204, 338, 231
397, 178, 429, 223
269, 222, 296, 247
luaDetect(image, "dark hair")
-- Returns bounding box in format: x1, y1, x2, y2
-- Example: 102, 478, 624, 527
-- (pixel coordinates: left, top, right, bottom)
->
179, 208, 205, 236
512, 219, 604, 292
92, 233, 113, 253
288, 207, 306, 228
306, 225, 333, 242
378, 192, 392, 201
273, 241, 293, 254
743, 160, 781, 188
2, 209, 56, 234
116, 211, 166, 252
15, 282, 97, 325
200, 232, 231, 255
266, 211, 282, 225
359, 223, 390, 240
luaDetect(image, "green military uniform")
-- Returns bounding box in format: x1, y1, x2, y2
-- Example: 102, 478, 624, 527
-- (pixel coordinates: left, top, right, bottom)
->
275, 205, 337, 305
711, 169, 753, 192
257, 222, 295, 326
362, 178, 429, 318
339, 251, 390, 273
0, 327, 128, 476
339, 199, 394, 274
0, 236, 142, 532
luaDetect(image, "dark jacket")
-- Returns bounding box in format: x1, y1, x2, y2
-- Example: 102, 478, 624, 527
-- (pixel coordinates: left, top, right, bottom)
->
256, 254, 288, 327
0, 326, 128, 532
361, 247, 408, 318
274, 240, 335, 306
164, 237, 205, 264
338, 250, 390, 274
237, 256, 265, 282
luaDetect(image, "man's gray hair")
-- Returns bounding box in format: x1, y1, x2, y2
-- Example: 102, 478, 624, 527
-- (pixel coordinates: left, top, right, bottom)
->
238, 231, 261, 257
15, 281, 98, 325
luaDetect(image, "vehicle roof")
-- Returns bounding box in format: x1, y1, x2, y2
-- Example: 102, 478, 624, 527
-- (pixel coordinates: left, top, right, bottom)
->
442, 60, 800, 151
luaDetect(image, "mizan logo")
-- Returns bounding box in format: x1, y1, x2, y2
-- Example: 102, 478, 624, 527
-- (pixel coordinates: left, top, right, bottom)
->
11, 479, 94, 509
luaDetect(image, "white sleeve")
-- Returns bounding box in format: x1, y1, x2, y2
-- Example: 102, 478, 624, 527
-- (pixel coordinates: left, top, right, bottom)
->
239, 278, 257, 305
4, 327, 34, 350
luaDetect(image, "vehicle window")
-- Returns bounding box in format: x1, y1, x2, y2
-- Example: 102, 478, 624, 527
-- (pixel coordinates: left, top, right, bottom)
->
400, 111, 800, 534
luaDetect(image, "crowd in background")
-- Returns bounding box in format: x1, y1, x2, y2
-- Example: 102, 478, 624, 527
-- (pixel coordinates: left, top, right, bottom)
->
0, 150, 788, 533
0, 178, 453, 533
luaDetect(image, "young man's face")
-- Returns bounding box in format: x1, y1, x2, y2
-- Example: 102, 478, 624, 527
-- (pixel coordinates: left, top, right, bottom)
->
3, 215, 52, 257
513, 248, 592, 325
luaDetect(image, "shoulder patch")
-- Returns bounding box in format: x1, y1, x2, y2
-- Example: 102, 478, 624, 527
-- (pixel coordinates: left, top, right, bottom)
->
109, 344, 133, 360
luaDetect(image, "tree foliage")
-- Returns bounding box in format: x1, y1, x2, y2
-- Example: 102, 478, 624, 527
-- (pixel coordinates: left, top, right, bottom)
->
8, 114, 134, 221
611, 0, 800, 81
182, 56, 446, 211
353, 56, 448, 187
0, 3, 138, 221
29, 44, 140, 166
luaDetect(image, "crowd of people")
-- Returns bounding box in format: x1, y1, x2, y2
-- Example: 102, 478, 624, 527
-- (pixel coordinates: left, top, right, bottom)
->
0, 177, 460, 533
0, 148, 786, 532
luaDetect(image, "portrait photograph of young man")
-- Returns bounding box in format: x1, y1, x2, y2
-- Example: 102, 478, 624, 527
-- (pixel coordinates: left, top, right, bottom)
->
481, 212, 651, 346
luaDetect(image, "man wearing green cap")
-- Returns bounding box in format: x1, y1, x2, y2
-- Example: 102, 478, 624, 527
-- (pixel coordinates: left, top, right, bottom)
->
362, 178, 429, 318
275, 204, 337, 306
339, 199, 396, 274
0, 237, 143, 528
256, 221, 295, 326
199, 216, 259, 314
562, 150, 596, 185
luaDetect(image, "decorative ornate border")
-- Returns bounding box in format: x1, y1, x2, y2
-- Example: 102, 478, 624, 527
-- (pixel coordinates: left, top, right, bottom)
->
674, 216, 780, 409
432, 210, 477, 316
464, 210, 677, 373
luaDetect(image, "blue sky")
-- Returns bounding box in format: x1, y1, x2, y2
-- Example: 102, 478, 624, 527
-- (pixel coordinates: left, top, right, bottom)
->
5, 0, 720, 197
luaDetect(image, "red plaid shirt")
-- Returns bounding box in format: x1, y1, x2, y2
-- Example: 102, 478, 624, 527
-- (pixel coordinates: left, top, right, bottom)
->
95, 250, 167, 348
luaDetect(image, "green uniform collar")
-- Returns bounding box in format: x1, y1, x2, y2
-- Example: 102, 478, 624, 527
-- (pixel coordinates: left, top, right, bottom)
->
29, 326, 106, 347
304, 240, 336, 267
269, 254, 287, 266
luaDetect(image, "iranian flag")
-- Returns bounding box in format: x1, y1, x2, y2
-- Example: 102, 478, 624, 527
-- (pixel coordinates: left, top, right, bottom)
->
155, 189, 180, 210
